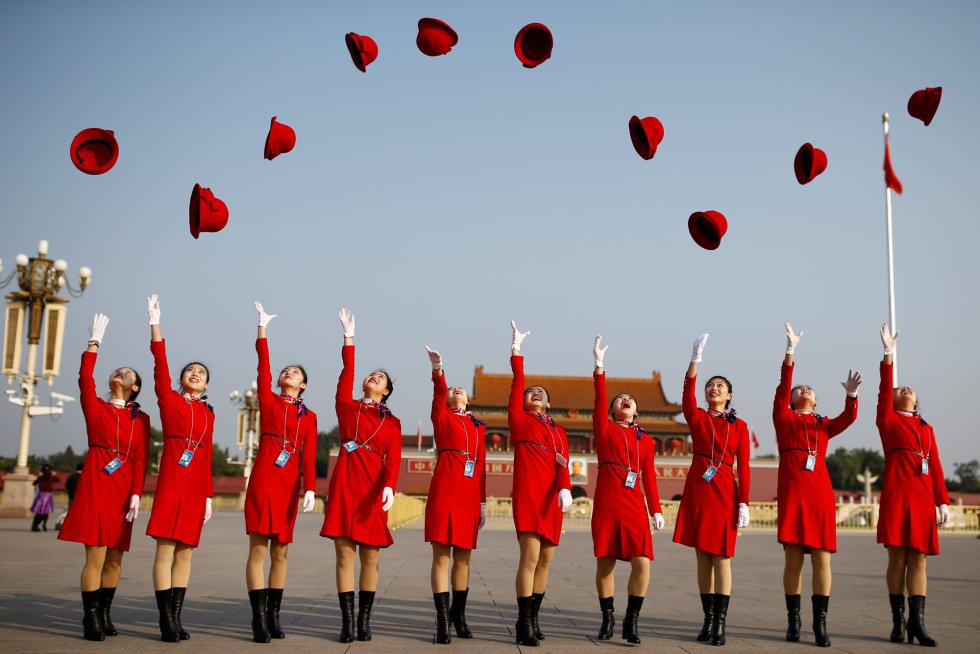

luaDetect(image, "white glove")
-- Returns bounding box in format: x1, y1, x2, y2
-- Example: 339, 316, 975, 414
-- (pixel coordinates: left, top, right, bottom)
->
558, 488, 573, 512
691, 333, 709, 363
652, 512, 665, 531
381, 486, 395, 512
125, 495, 140, 522
593, 335, 609, 368
479, 502, 486, 530
147, 294, 161, 326
938, 504, 950, 527
339, 308, 356, 338
89, 313, 110, 345
737, 503, 750, 528
785, 322, 803, 355
425, 345, 443, 370
255, 301, 277, 328
880, 323, 899, 355
302, 490, 316, 513
510, 320, 530, 353
841, 369, 862, 397
204, 497, 213, 524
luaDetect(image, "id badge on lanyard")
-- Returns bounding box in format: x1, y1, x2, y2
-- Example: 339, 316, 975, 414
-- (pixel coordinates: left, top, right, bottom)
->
275, 450, 291, 467
625, 470, 638, 488
178, 450, 194, 467
463, 460, 475, 478
921, 458, 929, 475
555, 452, 568, 467
104, 457, 123, 474
702, 465, 717, 482
343, 441, 358, 453
805, 453, 817, 471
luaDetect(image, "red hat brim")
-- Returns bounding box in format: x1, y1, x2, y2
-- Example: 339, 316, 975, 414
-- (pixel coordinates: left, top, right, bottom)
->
70, 128, 119, 175
345, 32, 378, 72
514, 23, 553, 68
629, 116, 664, 160
417, 17, 458, 56
189, 183, 229, 239
793, 143, 828, 185
264, 116, 296, 160
688, 211, 728, 250
908, 86, 942, 126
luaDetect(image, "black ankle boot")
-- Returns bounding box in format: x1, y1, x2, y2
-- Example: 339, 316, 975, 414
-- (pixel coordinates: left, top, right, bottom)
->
154, 589, 179, 642
434, 592, 452, 644
266, 588, 285, 639
530, 592, 545, 640
172, 587, 190, 640
785, 594, 801, 642
889, 594, 906, 643
31, 514, 42, 532
710, 594, 729, 646
515, 596, 539, 646
812, 594, 830, 647
338, 591, 355, 643
249, 589, 271, 643
907, 595, 937, 646
449, 588, 473, 638
622, 595, 643, 645
697, 593, 715, 641
97, 587, 118, 637
356, 590, 375, 641
597, 596, 615, 640
82, 590, 104, 641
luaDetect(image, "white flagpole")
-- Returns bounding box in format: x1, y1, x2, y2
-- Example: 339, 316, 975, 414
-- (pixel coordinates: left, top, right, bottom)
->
883, 113, 898, 384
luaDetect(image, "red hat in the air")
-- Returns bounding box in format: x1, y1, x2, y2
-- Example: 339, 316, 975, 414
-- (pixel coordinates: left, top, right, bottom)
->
264, 116, 296, 161
793, 143, 828, 185
416, 18, 458, 57
514, 23, 553, 68
629, 116, 664, 160
189, 184, 229, 239
345, 32, 378, 72
907, 87, 942, 126
69, 128, 119, 175
688, 211, 728, 250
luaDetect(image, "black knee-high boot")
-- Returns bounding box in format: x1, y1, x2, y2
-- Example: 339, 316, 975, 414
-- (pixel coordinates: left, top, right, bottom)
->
154, 589, 179, 643
82, 590, 104, 641
249, 589, 271, 643
710, 594, 729, 646
697, 593, 715, 641
530, 592, 545, 640
622, 595, 643, 645
338, 591, 355, 643
433, 592, 452, 644
907, 595, 937, 646
449, 588, 473, 638
785, 594, 801, 642
597, 596, 615, 640
356, 590, 375, 641
97, 587, 118, 637
266, 588, 285, 639
812, 594, 830, 647
889, 594, 906, 643
172, 587, 190, 640
515, 596, 539, 646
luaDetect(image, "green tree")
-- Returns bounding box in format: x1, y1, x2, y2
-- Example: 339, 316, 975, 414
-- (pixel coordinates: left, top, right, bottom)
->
825, 447, 885, 491
212, 444, 244, 477
48, 445, 86, 472
946, 459, 980, 493
315, 425, 340, 477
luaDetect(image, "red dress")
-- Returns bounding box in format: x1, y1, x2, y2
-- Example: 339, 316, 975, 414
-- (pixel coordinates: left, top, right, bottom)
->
145, 340, 214, 548
876, 362, 950, 555
591, 371, 662, 560
244, 338, 318, 543
673, 374, 751, 557
773, 362, 856, 553
58, 351, 151, 551
509, 355, 571, 545
425, 371, 487, 549
320, 345, 402, 547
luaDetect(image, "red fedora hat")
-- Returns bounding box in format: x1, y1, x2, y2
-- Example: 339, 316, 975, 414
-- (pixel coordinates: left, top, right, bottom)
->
69, 128, 119, 175
793, 143, 828, 185
514, 23, 553, 68
345, 32, 378, 72
264, 116, 296, 161
629, 115, 664, 160
189, 183, 229, 239
908, 86, 942, 126
416, 17, 458, 57
688, 211, 728, 250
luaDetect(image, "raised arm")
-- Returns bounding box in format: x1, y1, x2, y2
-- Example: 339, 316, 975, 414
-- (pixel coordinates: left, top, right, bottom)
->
336, 308, 356, 408
254, 302, 277, 400
78, 313, 108, 419
508, 321, 529, 420
877, 324, 898, 429
427, 346, 446, 427
773, 324, 798, 422
827, 370, 861, 437
593, 335, 608, 438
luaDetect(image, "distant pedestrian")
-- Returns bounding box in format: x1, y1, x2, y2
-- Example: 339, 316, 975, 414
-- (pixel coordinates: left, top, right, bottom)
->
66, 463, 83, 507
31, 463, 60, 532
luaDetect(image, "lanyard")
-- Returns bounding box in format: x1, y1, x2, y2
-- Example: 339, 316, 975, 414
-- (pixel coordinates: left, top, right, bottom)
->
449, 409, 473, 461
614, 421, 639, 472
350, 402, 386, 449
896, 412, 931, 460
181, 396, 209, 454
279, 397, 304, 454
530, 411, 565, 459
706, 412, 731, 465
794, 412, 817, 455
110, 404, 136, 461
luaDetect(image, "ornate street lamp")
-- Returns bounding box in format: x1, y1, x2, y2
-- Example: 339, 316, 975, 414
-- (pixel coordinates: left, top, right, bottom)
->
0, 240, 90, 517
230, 381, 259, 509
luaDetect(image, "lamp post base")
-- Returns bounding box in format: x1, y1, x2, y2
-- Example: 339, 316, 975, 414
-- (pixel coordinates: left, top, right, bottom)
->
0, 474, 36, 518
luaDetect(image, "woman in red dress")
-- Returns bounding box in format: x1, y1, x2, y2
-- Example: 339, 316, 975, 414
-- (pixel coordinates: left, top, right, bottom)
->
320, 308, 402, 643
773, 323, 860, 647
144, 294, 214, 642
59, 313, 150, 641
424, 345, 487, 644
244, 302, 318, 643
590, 336, 664, 645
672, 333, 751, 646
508, 320, 573, 647
876, 325, 950, 646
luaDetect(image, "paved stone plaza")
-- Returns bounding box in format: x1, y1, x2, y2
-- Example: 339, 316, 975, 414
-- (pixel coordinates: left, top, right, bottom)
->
1, 512, 977, 653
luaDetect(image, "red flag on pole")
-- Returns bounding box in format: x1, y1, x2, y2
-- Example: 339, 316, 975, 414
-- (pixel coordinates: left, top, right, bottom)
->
417, 418, 423, 451
750, 429, 760, 449
884, 136, 903, 194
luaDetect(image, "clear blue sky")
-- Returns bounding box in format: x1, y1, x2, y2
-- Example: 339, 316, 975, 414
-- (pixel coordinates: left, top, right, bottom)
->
2, 1, 978, 470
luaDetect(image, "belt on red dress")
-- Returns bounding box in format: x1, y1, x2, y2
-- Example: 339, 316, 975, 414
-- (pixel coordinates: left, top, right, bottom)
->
166, 435, 204, 448
779, 448, 811, 455
342, 440, 382, 459
515, 440, 550, 452
693, 452, 732, 467
89, 443, 132, 462
885, 447, 918, 456
598, 461, 632, 472
261, 433, 297, 448
438, 448, 470, 457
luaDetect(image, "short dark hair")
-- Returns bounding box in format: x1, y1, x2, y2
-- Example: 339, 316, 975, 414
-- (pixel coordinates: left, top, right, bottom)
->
705, 375, 733, 409
180, 361, 210, 386
280, 364, 309, 397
